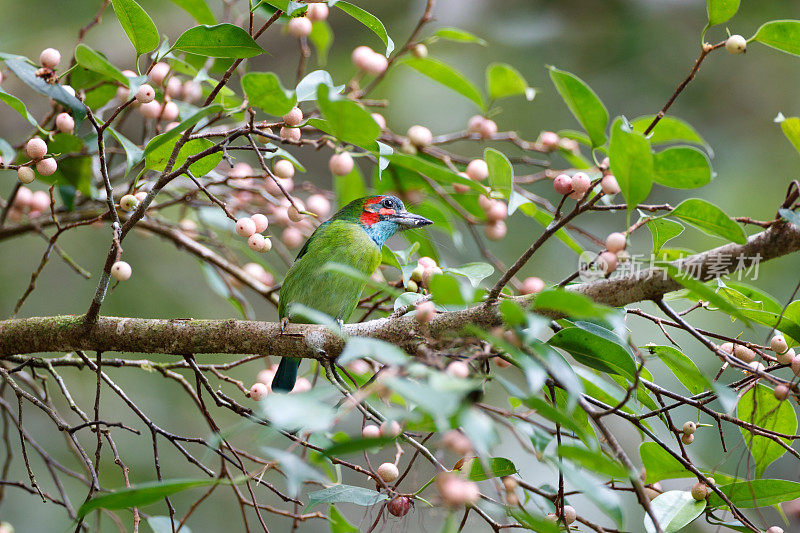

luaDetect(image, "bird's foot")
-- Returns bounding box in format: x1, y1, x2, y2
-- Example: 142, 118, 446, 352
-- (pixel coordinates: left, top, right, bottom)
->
280, 317, 290, 335
336, 318, 344, 329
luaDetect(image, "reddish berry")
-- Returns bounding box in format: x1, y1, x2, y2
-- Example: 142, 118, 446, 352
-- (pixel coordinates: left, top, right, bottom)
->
161, 101, 179, 121
149, 62, 170, 85
387, 496, 411, 517
601, 174, 621, 195
467, 115, 484, 134
362, 425, 381, 439
371, 112, 386, 129
288, 17, 313, 38
26, 138, 48, 159
135, 84, 156, 104
416, 300, 435, 323
329, 152, 354, 176
484, 220, 507, 240
466, 159, 489, 181
306, 3, 329, 21
35, 158, 57, 176
605, 232, 626, 253
235, 217, 257, 237
56, 113, 74, 134
250, 382, 269, 401
280, 126, 301, 142
30, 191, 50, 213
540, 131, 559, 149
283, 106, 303, 126
139, 100, 162, 119
520, 277, 545, 295
553, 174, 573, 195
40, 48, 61, 69
380, 420, 401, 437
598, 251, 618, 274
251, 213, 269, 233
571, 172, 591, 195
774, 384, 790, 401
479, 119, 497, 138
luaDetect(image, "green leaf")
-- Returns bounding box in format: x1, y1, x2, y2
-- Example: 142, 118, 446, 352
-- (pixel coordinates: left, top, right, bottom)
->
631, 115, 709, 149
260, 389, 337, 433
776, 114, 800, 156
337, 336, 408, 367
173, 24, 265, 58
111, 0, 159, 55
430, 274, 466, 306
510, 511, 560, 533
548, 325, 637, 379
670, 198, 746, 244
387, 153, 480, 192
309, 21, 333, 65
644, 345, 706, 395
639, 442, 692, 483
241, 72, 296, 116
317, 85, 381, 147
706, 0, 740, 27
653, 146, 712, 189
334, 163, 367, 205
322, 436, 397, 457
485, 63, 534, 101
400, 57, 484, 109
78, 478, 219, 518
558, 444, 630, 479
445, 262, 493, 287
533, 289, 615, 321
168, 0, 216, 25
484, 147, 513, 197
737, 384, 797, 477
646, 217, 684, 254
644, 491, 706, 533
145, 137, 221, 176
75, 44, 128, 85
143, 104, 224, 159
753, 20, 800, 56
262, 447, 326, 497
296, 70, 343, 102
0, 89, 43, 132
608, 118, 653, 210
432, 27, 486, 46
307, 485, 388, 510
548, 66, 609, 147
3, 57, 86, 122
334, 2, 394, 56
460, 457, 517, 481
108, 128, 144, 177
708, 479, 800, 508
664, 265, 749, 323
328, 505, 358, 533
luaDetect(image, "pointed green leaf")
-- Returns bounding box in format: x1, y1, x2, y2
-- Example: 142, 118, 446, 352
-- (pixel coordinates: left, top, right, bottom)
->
401, 56, 484, 109
145, 137, 221, 176
737, 384, 796, 477
777, 114, 800, 156
460, 457, 517, 481
168, 0, 216, 25
78, 478, 219, 518
307, 485, 388, 510
706, 0, 740, 27
328, 505, 358, 533
484, 147, 513, 197
111, 0, 159, 54
75, 44, 129, 85
486, 63, 534, 101
670, 198, 746, 244
653, 146, 712, 189
644, 345, 706, 395
0, 89, 43, 132
173, 24, 265, 58
445, 262, 494, 287
708, 479, 800, 508
317, 84, 381, 147
309, 20, 333, 65
108, 128, 144, 177
608, 118, 653, 210
631, 115, 709, 149
753, 20, 800, 56
548, 326, 637, 379
548, 66, 608, 147
646, 216, 684, 253
334, 2, 394, 56
241, 72, 296, 116
432, 27, 486, 46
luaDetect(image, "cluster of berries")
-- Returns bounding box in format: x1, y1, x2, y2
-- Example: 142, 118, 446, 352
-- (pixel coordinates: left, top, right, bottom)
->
16, 138, 58, 184
286, 3, 329, 38
249, 363, 312, 400
4, 186, 51, 222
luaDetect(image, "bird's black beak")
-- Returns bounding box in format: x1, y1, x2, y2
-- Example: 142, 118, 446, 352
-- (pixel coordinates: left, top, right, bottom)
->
392, 211, 433, 230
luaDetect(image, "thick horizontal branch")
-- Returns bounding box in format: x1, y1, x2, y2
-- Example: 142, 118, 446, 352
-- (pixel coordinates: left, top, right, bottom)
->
0, 221, 797, 358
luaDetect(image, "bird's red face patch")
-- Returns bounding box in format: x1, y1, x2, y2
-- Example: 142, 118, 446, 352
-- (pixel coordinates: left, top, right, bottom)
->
360, 196, 386, 226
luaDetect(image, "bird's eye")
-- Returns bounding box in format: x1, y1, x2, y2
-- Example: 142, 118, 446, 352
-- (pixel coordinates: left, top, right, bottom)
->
384, 199, 394, 208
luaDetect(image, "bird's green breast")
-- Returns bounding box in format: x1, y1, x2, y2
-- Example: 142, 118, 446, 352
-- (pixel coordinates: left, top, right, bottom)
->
278, 220, 382, 323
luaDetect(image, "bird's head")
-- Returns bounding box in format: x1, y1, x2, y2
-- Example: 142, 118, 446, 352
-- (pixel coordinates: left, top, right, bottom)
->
342, 195, 433, 246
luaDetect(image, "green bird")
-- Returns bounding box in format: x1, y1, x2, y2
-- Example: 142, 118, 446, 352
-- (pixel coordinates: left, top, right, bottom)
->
272, 195, 433, 392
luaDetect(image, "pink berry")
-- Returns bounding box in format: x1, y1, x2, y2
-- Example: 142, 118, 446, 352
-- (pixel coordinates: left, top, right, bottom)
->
306, 2, 329, 21
56, 113, 74, 134
248, 233, 269, 252
734, 344, 756, 363
13, 187, 33, 208
467, 115, 484, 135
520, 277, 545, 295
40, 48, 61, 69
17, 167, 35, 184
371, 113, 386, 129
416, 300, 435, 323
280, 126, 301, 142
387, 496, 411, 517
605, 232, 626, 253
479, 119, 497, 138
719, 342, 734, 355
329, 152, 354, 175
466, 159, 489, 181
477, 195, 493, 211
149, 62, 170, 85
418, 257, 437, 269
166, 77, 183, 98
771, 335, 789, 355
139, 100, 162, 118
292, 377, 312, 393
30, 191, 50, 212
598, 251, 618, 274
484, 220, 507, 240
352, 46, 374, 69
36, 158, 57, 176
306, 194, 331, 217
251, 213, 269, 233
441, 431, 472, 454
766, 527, 784, 533
235, 217, 257, 237
230, 162, 254, 178
362, 425, 381, 439
26, 138, 48, 159
182, 80, 202, 103
110, 261, 132, 281
288, 202, 305, 222
453, 182, 470, 194
348, 360, 371, 374
571, 172, 591, 195
283, 106, 303, 126
540, 131, 559, 149
250, 382, 269, 401
484, 200, 508, 222
553, 174, 573, 195
282, 226, 305, 249
407, 125, 433, 146
380, 420, 402, 437
601, 174, 621, 195
792, 355, 800, 377
363, 52, 388, 75
135, 84, 156, 104
446, 361, 470, 378
165, 121, 179, 131
377, 462, 399, 482
562, 505, 577, 524
273, 159, 295, 180
161, 101, 179, 121
288, 17, 313, 38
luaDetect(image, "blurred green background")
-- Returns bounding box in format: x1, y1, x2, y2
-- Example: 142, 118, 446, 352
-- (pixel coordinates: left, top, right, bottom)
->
2, 0, 800, 531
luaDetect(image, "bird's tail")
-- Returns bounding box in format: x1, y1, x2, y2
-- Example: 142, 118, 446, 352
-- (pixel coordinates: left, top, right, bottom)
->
272, 357, 300, 392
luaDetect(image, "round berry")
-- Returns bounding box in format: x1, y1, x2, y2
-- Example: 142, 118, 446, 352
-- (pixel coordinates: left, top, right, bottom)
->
111, 261, 132, 281
484, 220, 507, 241
466, 159, 489, 181
352, 46, 374, 69
139, 100, 162, 119
571, 172, 591, 195
767, 526, 785, 533
540, 131, 559, 149
562, 505, 577, 525
14, 186, 33, 208
520, 277, 545, 295
791, 355, 800, 377
605, 232, 626, 253
292, 377, 312, 393
734, 344, 756, 363
681, 432, 694, 445
288, 203, 305, 222
306, 2, 329, 21
418, 256, 437, 269
26, 138, 48, 159
364, 52, 388, 75
682, 421, 696, 435
35, 158, 57, 176
726, 34, 747, 55
248, 233, 271, 252
282, 226, 305, 249
280, 126, 301, 142
416, 300, 435, 323
380, 420, 401, 437
484, 200, 508, 222
362, 424, 381, 439
690, 482, 709, 501
771, 335, 789, 355
377, 462, 399, 482
135, 84, 156, 104
412, 43, 428, 58
251, 213, 269, 233
421, 266, 443, 287
407, 125, 433, 147
453, 175, 470, 193
479, 119, 498, 138
55, 113, 74, 134
288, 17, 313, 38
17, 167, 35, 184
235, 217, 257, 237
553, 174, 573, 195
40, 48, 61, 69
387, 496, 411, 517
166, 76, 183, 98
161, 101, 179, 121
283, 106, 303, 127
182, 80, 202, 103
777, 347, 796, 366
598, 251, 618, 274
719, 342, 734, 355
273, 159, 295, 180
250, 382, 269, 401
371, 112, 386, 129
244, 262, 270, 286
774, 384, 790, 401
30, 191, 50, 213
446, 361, 470, 378
119, 194, 139, 212
230, 162, 253, 179
329, 152, 354, 176
467, 115, 484, 135
149, 62, 170, 85
600, 174, 621, 195
306, 194, 331, 217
